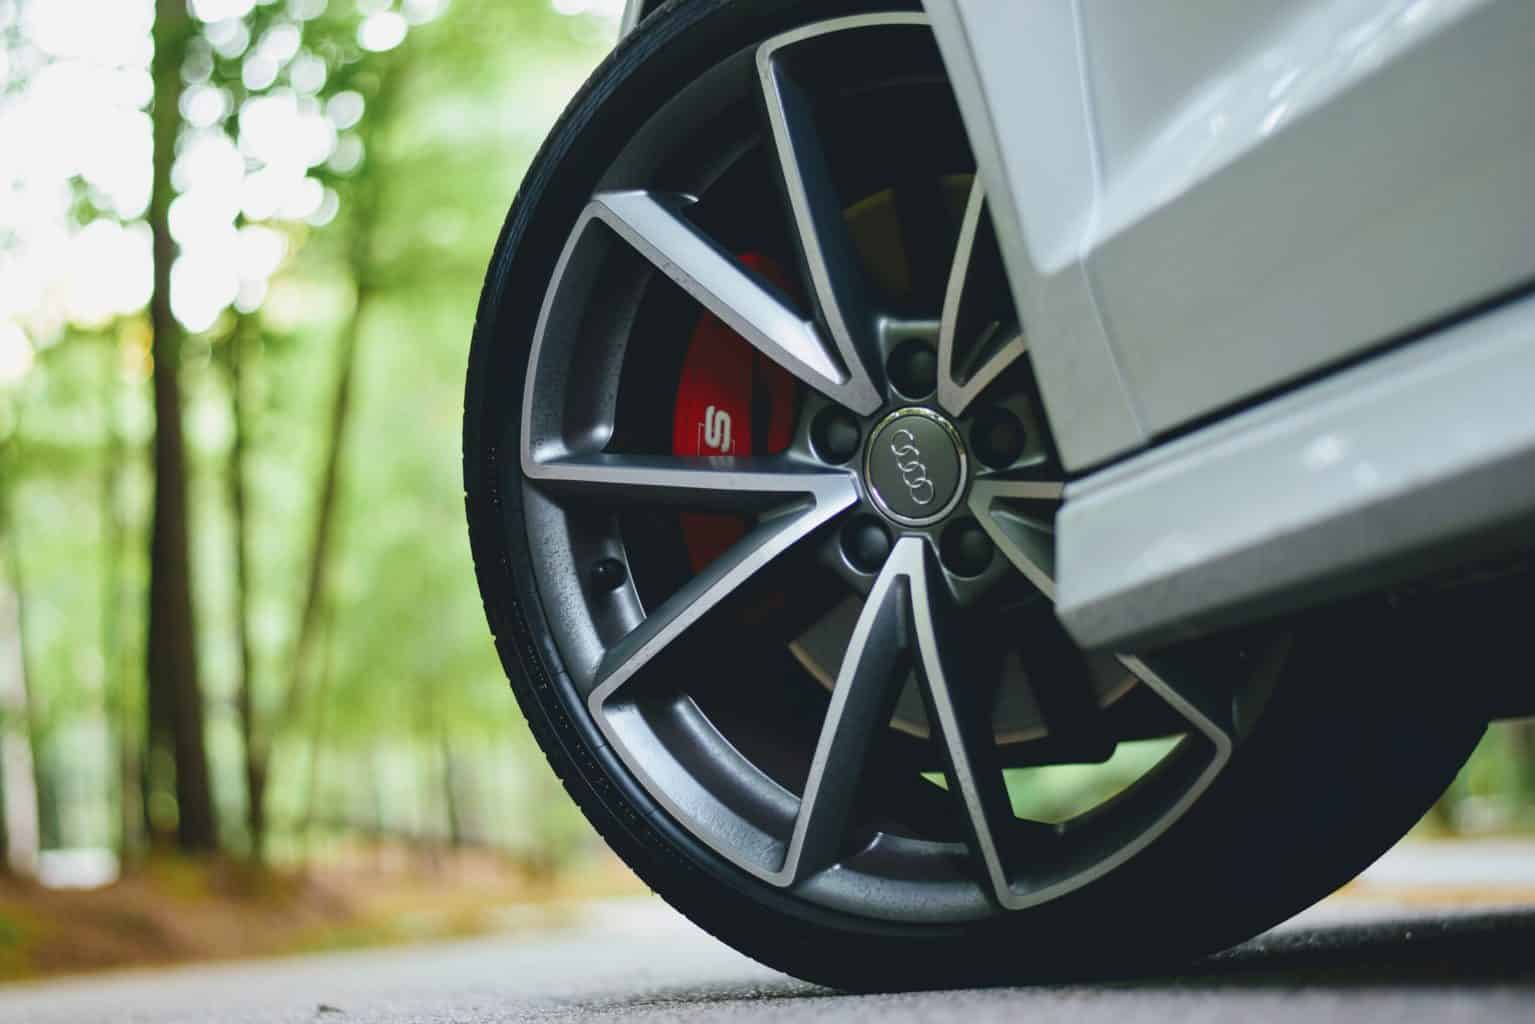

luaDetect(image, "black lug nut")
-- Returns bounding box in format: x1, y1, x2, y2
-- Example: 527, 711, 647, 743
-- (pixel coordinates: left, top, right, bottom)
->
811, 406, 862, 464
590, 557, 628, 593
971, 406, 1027, 470
887, 340, 938, 399
940, 518, 994, 577
841, 516, 892, 574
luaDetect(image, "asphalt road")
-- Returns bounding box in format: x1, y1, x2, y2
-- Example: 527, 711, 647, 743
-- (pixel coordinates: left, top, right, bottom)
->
4, 844, 1533, 1024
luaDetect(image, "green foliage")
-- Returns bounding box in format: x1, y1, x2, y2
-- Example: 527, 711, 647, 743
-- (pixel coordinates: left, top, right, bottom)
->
0, 0, 611, 870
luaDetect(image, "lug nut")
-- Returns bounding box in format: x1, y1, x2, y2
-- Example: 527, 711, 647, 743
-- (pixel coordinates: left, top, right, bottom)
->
841, 516, 892, 574
940, 518, 994, 577
590, 557, 628, 592
887, 340, 938, 399
811, 406, 862, 464
971, 406, 1027, 470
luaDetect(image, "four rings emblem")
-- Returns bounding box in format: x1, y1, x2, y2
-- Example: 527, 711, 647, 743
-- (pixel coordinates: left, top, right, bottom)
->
888, 428, 935, 506
864, 408, 965, 526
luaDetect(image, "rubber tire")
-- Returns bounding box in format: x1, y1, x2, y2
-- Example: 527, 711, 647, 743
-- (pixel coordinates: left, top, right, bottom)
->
464, 0, 1486, 990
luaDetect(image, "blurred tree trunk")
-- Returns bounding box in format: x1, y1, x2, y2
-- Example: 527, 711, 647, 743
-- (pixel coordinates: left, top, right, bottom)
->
223, 316, 264, 860
33, 750, 62, 852
0, 591, 39, 877
102, 332, 144, 862
0, 482, 39, 877
369, 748, 387, 871
297, 602, 335, 858
242, 279, 370, 859
441, 737, 465, 848
146, 0, 217, 852
279, 280, 372, 728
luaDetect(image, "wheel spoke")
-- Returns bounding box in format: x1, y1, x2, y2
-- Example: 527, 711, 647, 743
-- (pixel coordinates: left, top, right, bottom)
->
777, 555, 913, 884
1115, 653, 1236, 746
588, 476, 856, 707
957, 480, 1241, 908
588, 191, 855, 403
526, 452, 855, 512
968, 477, 1235, 747
937, 180, 1028, 417
967, 477, 1065, 600
903, 537, 1028, 906
757, 35, 884, 415
779, 538, 1033, 900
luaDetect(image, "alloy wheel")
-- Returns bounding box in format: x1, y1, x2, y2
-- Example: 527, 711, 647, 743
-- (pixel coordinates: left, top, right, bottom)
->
513, 12, 1269, 922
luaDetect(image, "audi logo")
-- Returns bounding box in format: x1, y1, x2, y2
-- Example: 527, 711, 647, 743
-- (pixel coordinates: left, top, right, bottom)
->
888, 428, 936, 506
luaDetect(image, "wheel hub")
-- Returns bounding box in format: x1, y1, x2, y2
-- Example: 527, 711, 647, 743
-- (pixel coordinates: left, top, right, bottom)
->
864, 407, 967, 527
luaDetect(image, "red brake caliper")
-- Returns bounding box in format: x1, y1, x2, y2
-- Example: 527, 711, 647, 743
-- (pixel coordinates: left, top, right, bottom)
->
671, 252, 799, 571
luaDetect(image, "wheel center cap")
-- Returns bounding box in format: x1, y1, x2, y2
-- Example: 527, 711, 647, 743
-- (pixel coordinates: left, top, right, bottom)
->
864, 407, 967, 527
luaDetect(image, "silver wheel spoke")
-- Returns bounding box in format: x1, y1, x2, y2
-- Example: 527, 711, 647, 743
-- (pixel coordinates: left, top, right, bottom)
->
779, 538, 1028, 902
967, 477, 1065, 600
1115, 654, 1235, 745
526, 452, 853, 512
968, 474, 1235, 744
587, 192, 855, 403
584, 464, 857, 704
937, 179, 1028, 417
904, 538, 1023, 907
961, 482, 1240, 909
758, 31, 887, 416
777, 553, 913, 884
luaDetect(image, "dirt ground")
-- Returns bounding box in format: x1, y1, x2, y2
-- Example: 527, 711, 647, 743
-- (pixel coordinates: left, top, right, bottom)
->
0, 847, 644, 982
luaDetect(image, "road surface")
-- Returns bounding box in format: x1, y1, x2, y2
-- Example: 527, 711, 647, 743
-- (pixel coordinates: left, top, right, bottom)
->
3, 841, 1532, 1024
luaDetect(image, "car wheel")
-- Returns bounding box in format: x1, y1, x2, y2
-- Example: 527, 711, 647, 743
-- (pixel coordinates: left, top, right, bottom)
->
464, 0, 1485, 989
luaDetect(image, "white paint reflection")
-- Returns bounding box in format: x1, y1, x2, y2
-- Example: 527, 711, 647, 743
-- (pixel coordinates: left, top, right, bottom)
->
1090, 0, 1487, 244
1304, 434, 1350, 470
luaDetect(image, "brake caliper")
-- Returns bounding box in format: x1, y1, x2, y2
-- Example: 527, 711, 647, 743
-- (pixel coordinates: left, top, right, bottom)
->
671, 252, 798, 571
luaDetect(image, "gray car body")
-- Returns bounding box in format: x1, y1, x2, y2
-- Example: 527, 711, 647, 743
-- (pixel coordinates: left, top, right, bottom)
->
620, 0, 1535, 654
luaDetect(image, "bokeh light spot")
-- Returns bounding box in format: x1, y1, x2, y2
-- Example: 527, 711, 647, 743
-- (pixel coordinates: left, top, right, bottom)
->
358, 11, 407, 52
